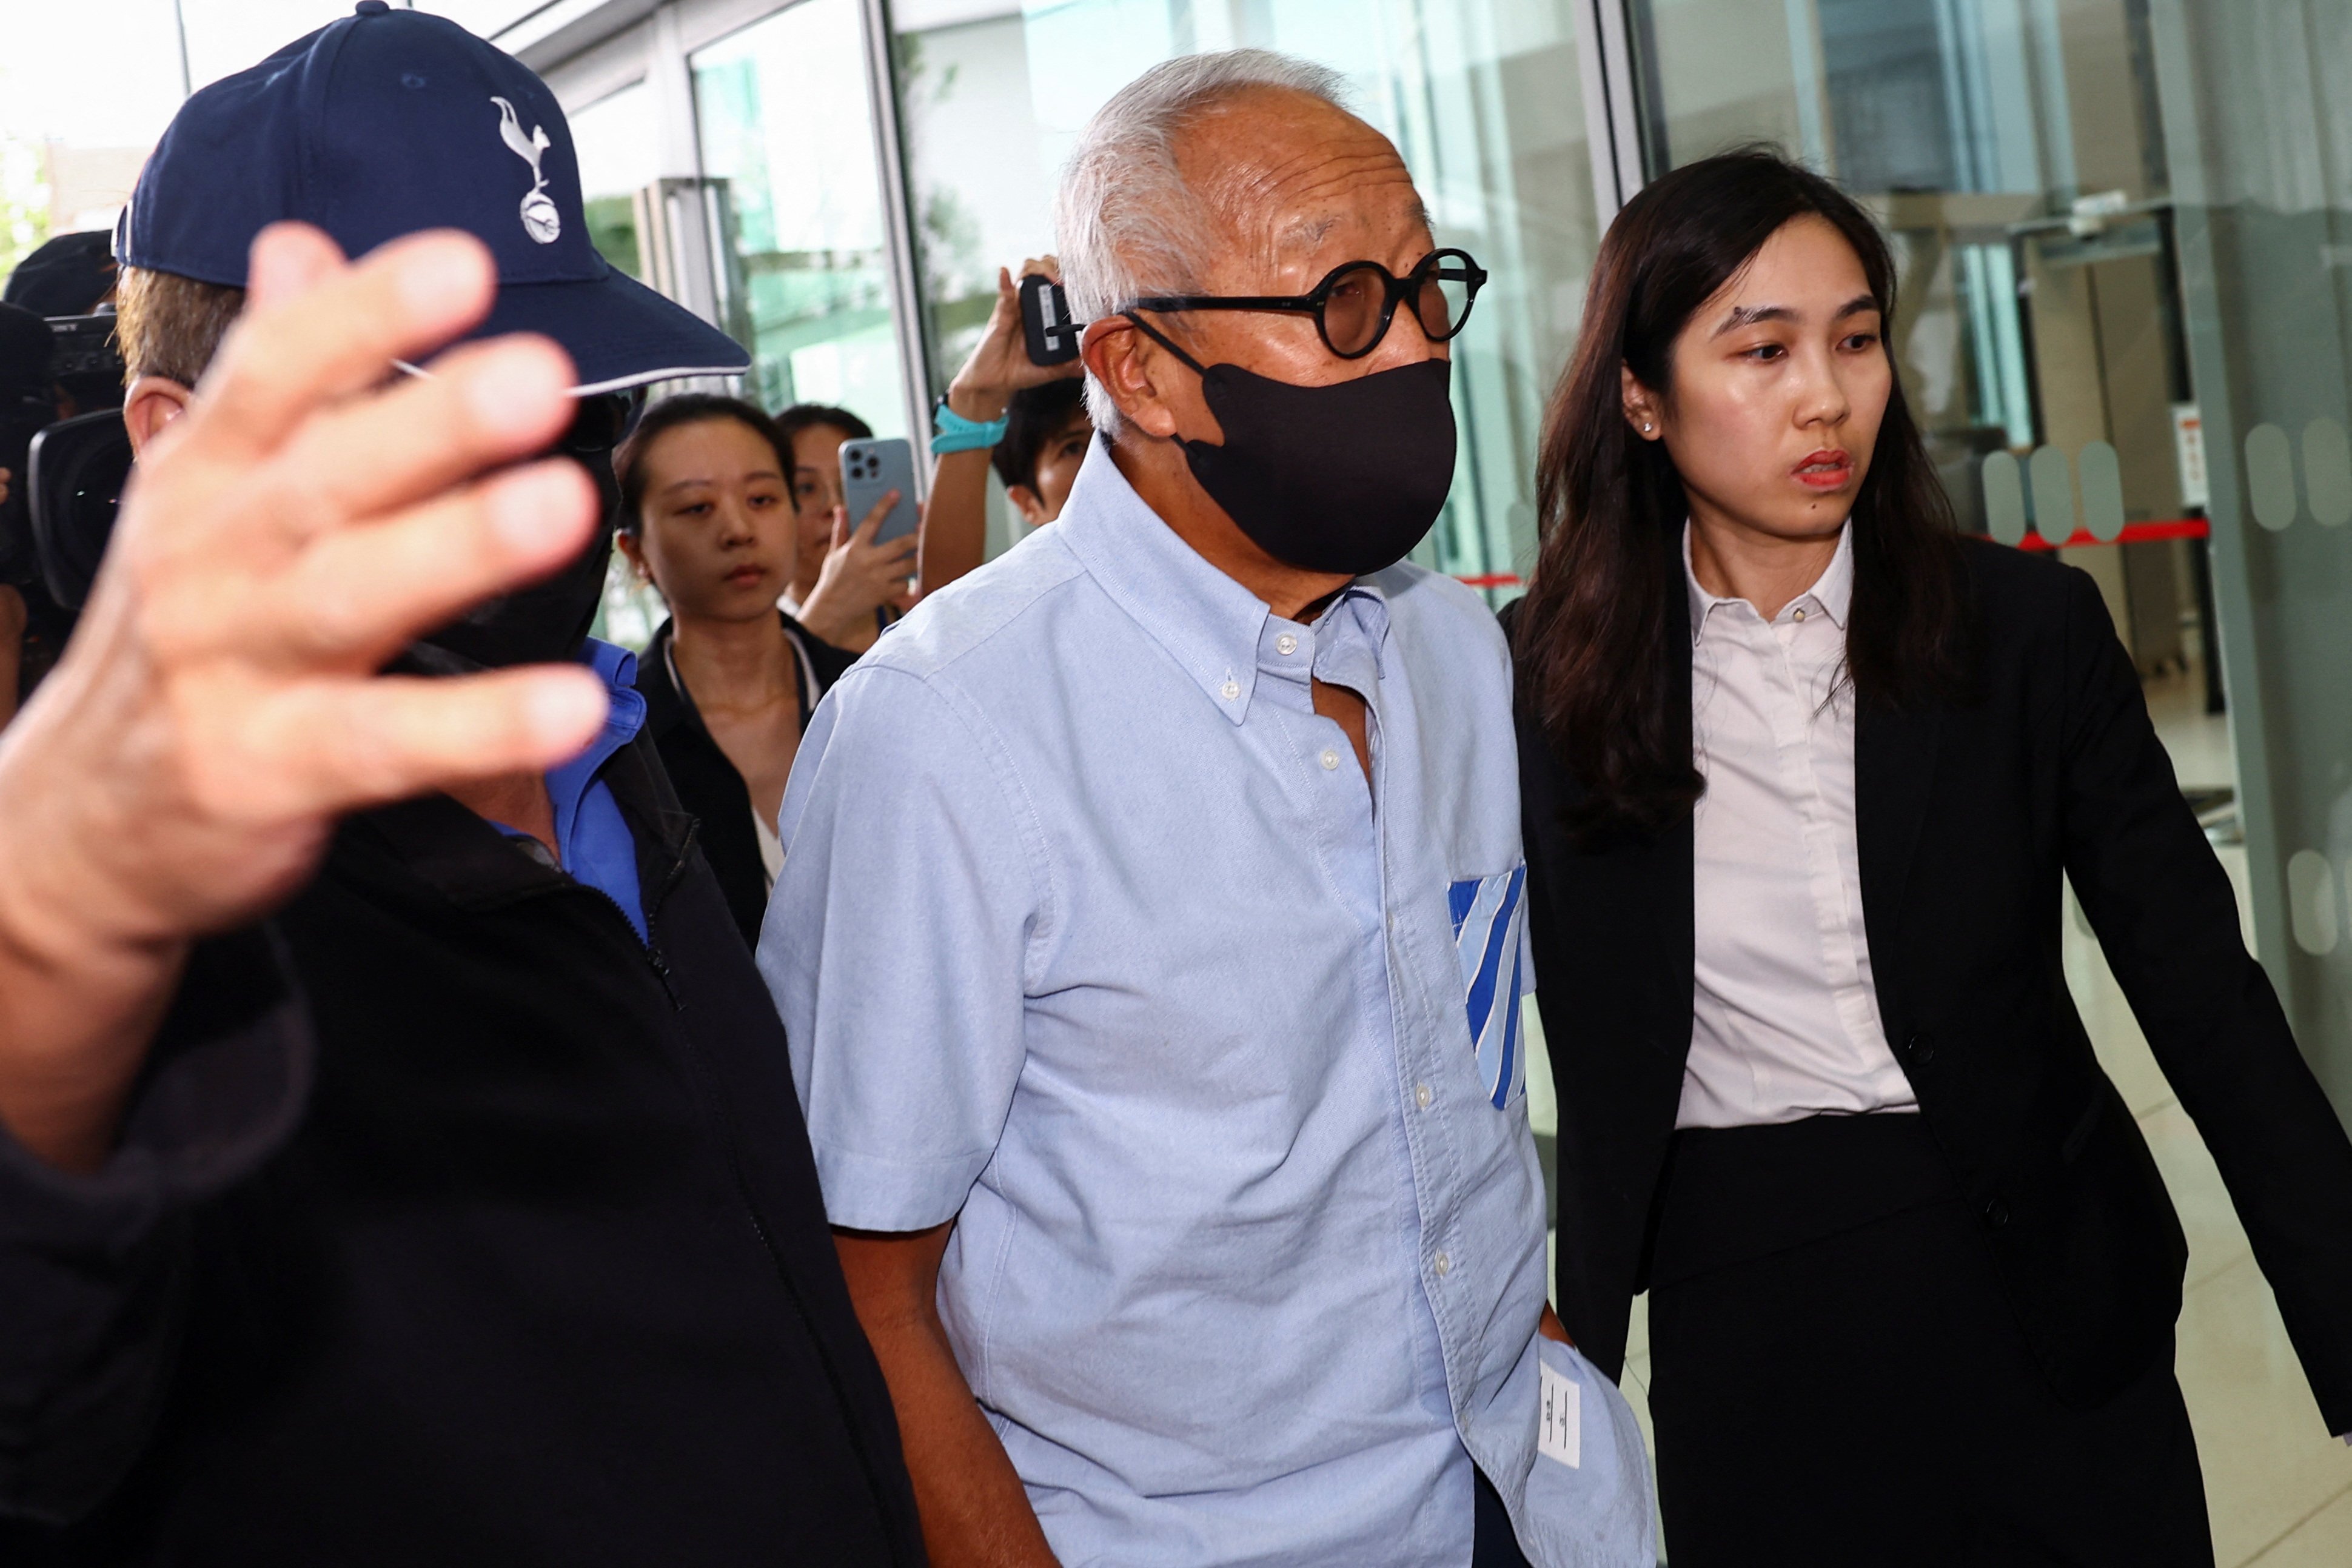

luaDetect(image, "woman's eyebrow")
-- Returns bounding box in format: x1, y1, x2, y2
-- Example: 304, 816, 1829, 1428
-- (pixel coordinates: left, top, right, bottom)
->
1712, 293, 1880, 337
1713, 303, 1794, 336
662, 467, 783, 495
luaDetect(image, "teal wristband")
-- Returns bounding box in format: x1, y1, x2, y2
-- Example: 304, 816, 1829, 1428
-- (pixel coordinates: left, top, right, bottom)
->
931, 400, 1010, 455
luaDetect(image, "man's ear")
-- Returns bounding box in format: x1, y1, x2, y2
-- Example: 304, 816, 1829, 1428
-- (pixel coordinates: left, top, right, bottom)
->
123, 377, 194, 458
1007, 483, 1051, 528
1078, 318, 1181, 441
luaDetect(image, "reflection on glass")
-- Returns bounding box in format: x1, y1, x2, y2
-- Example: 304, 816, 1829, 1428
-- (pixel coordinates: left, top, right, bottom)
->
567, 83, 656, 282
693, 0, 908, 437
891, 0, 1598, 592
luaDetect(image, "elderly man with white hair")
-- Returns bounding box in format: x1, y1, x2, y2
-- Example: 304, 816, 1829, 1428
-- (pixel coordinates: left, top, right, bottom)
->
761, 50, 1653, 1568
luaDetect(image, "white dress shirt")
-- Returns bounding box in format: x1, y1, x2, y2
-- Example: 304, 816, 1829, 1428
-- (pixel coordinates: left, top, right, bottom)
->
1678, 522, 1917, 1129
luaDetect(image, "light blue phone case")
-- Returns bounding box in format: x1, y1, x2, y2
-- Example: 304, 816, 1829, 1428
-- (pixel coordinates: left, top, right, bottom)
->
839, 437, 920, 551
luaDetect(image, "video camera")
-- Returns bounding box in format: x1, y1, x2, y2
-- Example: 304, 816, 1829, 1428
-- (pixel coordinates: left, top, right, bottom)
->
0, 308, 127, 614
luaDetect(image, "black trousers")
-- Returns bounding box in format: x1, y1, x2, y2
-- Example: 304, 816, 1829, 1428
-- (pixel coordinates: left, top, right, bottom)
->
1645, 1114, 2211, 1568
1472, 1466, 1532, 1568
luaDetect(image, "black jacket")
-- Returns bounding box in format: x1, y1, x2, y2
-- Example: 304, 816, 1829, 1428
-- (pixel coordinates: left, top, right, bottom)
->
637, 614, 855, 947
0, 731, 926, 1565
1512, 537, 2352, 1433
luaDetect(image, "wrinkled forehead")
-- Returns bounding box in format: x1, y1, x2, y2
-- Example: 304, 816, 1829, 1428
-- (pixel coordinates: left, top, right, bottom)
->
1179, 90, 1430, 281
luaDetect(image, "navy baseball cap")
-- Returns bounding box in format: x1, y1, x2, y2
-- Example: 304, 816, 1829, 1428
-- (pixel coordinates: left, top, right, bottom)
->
117, 2, 747, 394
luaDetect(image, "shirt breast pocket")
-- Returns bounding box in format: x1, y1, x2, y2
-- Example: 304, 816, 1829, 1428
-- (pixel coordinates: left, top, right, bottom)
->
1447, 865, 1527, 1110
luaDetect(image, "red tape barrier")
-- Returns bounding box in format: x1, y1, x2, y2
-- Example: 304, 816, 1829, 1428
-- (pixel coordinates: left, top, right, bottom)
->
2014, 517, 2210, 552
1450, 517, 2212, 591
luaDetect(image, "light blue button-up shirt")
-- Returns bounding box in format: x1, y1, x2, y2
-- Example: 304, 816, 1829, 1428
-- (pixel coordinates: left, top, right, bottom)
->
764, 439, 1647, 1567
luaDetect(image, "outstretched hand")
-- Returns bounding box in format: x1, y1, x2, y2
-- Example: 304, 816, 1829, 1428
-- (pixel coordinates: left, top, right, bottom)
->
0, 223, 608, 1171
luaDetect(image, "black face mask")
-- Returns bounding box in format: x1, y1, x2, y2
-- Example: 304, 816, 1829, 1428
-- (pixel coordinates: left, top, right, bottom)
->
1127, 314, 1456, 577
414, 392, 636, 671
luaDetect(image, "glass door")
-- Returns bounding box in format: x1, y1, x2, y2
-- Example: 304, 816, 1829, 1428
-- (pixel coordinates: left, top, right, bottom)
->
887, 0, 1605, 592
691, 0, 913, 438
566, 82, 660, 283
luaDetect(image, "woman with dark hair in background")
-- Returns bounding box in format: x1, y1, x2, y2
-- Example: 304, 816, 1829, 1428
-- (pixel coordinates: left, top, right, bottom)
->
1509, 149, 2352, 1564
775, 403, 916, 655
617, 395, 854, 945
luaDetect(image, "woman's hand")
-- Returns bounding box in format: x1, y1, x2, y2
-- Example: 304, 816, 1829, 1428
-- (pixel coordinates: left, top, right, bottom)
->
796, 492, 919, 649
942, 258, 1082, 425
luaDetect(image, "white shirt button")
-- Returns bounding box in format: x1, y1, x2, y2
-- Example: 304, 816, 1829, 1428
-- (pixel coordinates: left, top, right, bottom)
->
1275, 633, 1299, 656
1221, 678, 1241, 701
1415, 1083, 1432, 1109
1792, 607, 1808, 622
1433, 1251, 1452, 1277
1319, 748, 1341, 771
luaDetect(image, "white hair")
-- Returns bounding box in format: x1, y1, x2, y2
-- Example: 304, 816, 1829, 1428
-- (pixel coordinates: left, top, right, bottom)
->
1054, 50, 1352, 434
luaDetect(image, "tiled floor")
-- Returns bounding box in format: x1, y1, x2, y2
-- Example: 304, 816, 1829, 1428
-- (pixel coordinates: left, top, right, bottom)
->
1526, 663, 2352, 1564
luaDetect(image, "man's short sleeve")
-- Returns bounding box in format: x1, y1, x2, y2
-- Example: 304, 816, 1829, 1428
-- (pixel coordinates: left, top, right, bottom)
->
759, 666, 1041, 1233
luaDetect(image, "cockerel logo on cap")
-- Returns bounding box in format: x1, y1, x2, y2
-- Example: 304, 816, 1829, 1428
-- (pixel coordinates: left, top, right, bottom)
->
492, 96, 560, 244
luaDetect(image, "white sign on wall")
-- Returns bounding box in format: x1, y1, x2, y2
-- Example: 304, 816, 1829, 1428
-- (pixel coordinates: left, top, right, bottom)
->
2174, 403, 2210, 511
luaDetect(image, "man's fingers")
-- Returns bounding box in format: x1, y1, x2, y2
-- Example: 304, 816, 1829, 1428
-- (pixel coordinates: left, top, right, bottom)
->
266, 459, 598, 666
243, 223, 347, 309
196, 229, 512, 460
272, 336, 578, 525
247, 667, 608, 819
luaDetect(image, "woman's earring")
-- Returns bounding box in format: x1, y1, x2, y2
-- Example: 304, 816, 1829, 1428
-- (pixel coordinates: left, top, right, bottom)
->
1641, 421, 1654, 435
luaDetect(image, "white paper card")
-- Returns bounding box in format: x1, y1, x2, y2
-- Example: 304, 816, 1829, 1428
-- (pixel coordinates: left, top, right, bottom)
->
1537, 1356, 1581, 1469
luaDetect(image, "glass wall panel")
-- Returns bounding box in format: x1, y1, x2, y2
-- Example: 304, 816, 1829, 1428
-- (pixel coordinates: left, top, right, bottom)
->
692, 0, 911, 438
566, 82, 668, 652
567, 82, 658, 281
2156, 0, 2352, 1109
888, 0, 1602, 589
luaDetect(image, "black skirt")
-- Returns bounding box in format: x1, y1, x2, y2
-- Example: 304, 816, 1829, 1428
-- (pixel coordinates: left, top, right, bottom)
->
1644, 1113, 2211, 1567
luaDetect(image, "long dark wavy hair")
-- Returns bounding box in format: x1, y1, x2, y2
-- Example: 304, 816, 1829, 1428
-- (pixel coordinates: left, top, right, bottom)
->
1513, 148, 1968, 837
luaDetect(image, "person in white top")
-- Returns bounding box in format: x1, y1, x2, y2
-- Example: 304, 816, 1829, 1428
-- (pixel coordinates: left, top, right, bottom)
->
1678, 518, 1917, 1126
1509, 149, 2352, 1566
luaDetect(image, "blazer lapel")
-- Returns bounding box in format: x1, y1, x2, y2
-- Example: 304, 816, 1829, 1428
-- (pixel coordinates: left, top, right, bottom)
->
1664, 569, 1696, 1037
1855, 696, 1941, 956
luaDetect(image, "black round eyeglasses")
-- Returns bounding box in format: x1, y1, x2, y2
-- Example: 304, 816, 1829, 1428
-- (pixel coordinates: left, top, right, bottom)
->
1128, 248, 1488, 361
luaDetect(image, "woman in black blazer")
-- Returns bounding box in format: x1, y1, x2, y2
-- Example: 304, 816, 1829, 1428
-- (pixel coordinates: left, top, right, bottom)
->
1509, 151, 2352, 1566
615, 395, 855, 947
